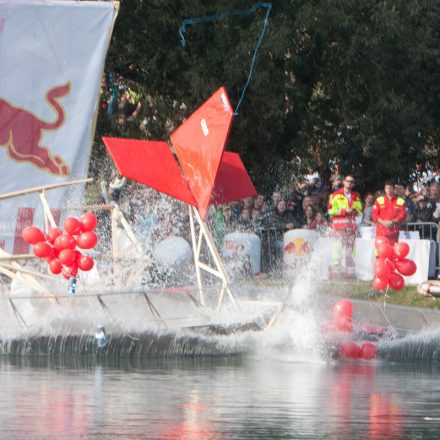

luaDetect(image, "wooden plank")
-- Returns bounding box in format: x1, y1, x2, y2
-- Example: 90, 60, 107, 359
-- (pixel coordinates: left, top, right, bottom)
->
0, 178, 93, 201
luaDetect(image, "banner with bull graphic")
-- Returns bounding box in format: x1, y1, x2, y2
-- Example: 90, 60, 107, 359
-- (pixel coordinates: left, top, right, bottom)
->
0, 0, 117, 253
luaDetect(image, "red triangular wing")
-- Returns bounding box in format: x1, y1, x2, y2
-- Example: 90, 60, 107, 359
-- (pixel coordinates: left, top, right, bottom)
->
102, 137, 196, 205
170, 87, 233, 219
211, 152, 257, 205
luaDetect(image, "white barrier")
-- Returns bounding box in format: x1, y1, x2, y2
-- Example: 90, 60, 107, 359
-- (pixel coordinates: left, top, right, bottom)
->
153, 236, 192, 266
353, 238, 435, 284
283, 229, 318, 277
222, 232, 261, 275
283, 233, 436, 284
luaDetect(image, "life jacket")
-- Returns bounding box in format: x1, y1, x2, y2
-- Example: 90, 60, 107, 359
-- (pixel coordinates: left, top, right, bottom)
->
328, 188, 363, 230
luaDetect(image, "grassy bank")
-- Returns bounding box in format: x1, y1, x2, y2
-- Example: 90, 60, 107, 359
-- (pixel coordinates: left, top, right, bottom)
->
245, 276, 440, 310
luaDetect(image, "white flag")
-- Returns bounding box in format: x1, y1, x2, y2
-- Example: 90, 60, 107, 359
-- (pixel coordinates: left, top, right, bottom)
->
0, 0, 118, 253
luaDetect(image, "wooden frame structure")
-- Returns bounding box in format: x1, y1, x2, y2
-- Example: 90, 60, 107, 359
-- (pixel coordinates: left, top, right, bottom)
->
0, 180, 284, 332
189, 206, 237, 310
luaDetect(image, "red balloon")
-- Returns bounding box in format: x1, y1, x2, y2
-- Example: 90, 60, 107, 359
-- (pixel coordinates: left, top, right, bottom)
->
69, 264, 79, 277
54, 233, 77, 251
78, 255, 94, 271
332, 299, 353, 332
63, 217, 82, 235
393, 241, 410, 260
375, 236, 390, 249
386, 258, 396, 273
77, 231, 98, 249
374, 258, 390, 279
74, 250, 83, 265
389, 272, 405, 291
46, 227, 63, 244
339, 341, 362, 359
373, 276, 388, 291
79, 212, 98, 232
58, 249, 76, 266
48, 258, 62, 274
332, 299, 353, 319
395, 258, 417, 277
361, 342, 377, 360
61, 267, 71, 280
22, 226, 45, 245
33, 241, 53, 258
376, 243, 394, 259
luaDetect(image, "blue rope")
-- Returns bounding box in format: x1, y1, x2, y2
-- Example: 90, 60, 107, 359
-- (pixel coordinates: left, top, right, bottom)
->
178, 2, 272, 116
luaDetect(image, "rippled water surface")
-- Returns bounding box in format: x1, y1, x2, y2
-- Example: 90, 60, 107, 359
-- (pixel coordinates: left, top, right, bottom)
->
1, 355, 440, 439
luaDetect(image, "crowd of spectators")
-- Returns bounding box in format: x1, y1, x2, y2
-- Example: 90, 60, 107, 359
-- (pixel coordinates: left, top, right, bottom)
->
97, 159, 440, 281
101, 159, 440, 248
212, 163, 440, 245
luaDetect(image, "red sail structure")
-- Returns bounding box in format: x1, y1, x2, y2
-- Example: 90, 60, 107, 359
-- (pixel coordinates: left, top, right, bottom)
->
102, 87, 256, 219
102, 138, 196, 206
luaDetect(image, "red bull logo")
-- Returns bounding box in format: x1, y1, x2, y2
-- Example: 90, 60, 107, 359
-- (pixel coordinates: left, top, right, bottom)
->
283, 237, 312, 256
0, 83, 70, 176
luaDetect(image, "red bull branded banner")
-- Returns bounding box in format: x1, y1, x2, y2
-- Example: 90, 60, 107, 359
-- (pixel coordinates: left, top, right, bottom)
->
0, 0, 117, 253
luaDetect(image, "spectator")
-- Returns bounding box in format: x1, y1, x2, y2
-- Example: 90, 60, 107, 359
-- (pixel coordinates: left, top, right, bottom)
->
295, 178, 310, 197
118, 89, 142, 124
286, 195, 301, 225
270, 191, 282, 210
415, 196, 434, 222
433, 165, 440, 185
254, 194, 266, 212
296, 195, 312, 225
229, 200, 243, 221
222, 204, 235, 230
428, 182, 440, 205
394, 183, 416, 222
411, 161, 434, 194
331, 175, 343, 192
106, 72, 119, 117
314, 211, 330, 236
251, 207, 262, 224
304, 166, 320, 192
237, 207, 253, 231
310, 192, 323, 212
242, 196, 254, 211
302, 205, 316, 229
108, 172, 126, 203
362, 193, 375, 225
270, 200, 299, 231
413, 182, 440, 225
214, 204, 236, 246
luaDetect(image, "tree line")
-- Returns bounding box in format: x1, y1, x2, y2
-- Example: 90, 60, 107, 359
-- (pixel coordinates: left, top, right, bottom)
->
93, 0, 440, 195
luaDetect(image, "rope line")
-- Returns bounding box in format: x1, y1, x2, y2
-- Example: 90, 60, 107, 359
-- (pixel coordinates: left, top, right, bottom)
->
178, 2, 272, 116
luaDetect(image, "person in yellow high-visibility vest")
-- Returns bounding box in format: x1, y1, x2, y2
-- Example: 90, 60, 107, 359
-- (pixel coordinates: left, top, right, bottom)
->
327, 175, 363, 279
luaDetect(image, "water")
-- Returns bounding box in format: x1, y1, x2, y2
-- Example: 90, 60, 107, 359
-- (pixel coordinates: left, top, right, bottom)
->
3, 228, 440, 439
1, 355, 440, 439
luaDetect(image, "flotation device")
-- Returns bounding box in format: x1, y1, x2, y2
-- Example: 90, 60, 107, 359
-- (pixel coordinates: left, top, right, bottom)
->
417, 280, 440, 297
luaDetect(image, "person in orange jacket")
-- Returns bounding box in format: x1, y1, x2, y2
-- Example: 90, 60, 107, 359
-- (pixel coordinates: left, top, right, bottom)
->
327, 175, 363, 278
371, 180, 407, 246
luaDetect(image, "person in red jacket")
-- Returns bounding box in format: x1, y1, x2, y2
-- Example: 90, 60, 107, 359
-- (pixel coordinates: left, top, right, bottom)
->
371, 180, 407, 245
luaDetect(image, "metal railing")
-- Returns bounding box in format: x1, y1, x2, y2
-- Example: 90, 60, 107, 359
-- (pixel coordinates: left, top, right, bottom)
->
402, 222, 439, 278
254, 223, 440, 278
402, 222, 438, 241
254, 227, 285, 275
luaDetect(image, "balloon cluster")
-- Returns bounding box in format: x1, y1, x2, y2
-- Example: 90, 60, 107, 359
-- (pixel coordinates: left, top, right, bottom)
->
372, 236, 417, 292
331, 299, 378, 361
22, 212, 98, 280
339, 340, 377, 361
